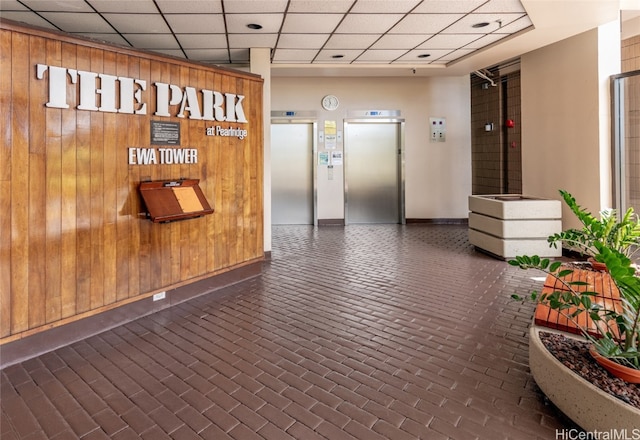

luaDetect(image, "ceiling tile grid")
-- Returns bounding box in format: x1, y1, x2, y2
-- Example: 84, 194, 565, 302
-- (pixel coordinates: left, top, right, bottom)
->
0, 0, 531, 66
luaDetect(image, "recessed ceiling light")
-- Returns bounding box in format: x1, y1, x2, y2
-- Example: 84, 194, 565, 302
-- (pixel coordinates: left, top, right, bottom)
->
331, 54, 344, 59
417, 54, 430, 58
472, 22, 490, 28
247, 23, 263, 30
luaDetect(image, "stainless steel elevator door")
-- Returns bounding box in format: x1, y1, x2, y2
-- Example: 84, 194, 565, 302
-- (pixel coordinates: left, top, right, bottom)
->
345, 122, 401, 224
271, 123, 314, 224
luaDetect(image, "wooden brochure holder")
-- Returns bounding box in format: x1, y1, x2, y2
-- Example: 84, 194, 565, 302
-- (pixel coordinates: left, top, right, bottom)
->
139, 179, 214, 223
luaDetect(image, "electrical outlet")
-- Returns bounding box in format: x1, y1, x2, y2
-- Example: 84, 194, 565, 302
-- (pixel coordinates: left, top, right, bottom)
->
153, 291, 166, 301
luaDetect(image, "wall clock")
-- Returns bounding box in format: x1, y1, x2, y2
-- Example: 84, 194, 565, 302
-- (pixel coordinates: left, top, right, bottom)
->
322, 95, 339, 111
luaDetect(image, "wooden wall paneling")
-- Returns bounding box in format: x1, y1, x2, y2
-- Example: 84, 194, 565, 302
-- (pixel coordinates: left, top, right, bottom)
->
247, 80, 263, 260
177, 64, 192, 281
45, 38, 63, 323
75, 44, 93, 314
115, 52, 130, 302
234, 85, 246, 266
255, 80, 265, 258
126, 55, 142, 299
221, 74, 235, 268
209, 72, 223, 273
89, 47, 105, 310
60, 41, 78, 318
137, 57, 152, 296
161, 62, 181, 286
102, 49, 118, 306
0, 29, 13, 337
10, 30, 29, 334
2, 22, 264, 342
195, 67, 208, 277
184, 65, 198, 281
28, 35, 47, 329
147, 60, 163, 290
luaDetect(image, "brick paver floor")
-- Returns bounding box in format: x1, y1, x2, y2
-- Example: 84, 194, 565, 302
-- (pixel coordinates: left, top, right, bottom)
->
1, 224, 576, 439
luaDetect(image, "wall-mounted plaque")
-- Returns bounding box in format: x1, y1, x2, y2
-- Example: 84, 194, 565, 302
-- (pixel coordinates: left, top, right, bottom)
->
139, 179, 213, 222
150, 120, 180, 145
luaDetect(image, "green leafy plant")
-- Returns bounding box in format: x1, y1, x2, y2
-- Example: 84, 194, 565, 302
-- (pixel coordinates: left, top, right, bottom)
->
547, 189, 640, 260
510, 245, 640, 369
511, 190, 640, 371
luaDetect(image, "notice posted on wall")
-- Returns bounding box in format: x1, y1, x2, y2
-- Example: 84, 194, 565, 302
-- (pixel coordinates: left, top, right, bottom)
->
151, 120, 181, 145
331, 151, 343, 165
324, 120, 337, 149
318, 151, 329, 165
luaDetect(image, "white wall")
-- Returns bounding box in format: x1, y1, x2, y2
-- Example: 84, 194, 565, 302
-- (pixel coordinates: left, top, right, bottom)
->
271, 76, 472, 221
521, 20, 620, 229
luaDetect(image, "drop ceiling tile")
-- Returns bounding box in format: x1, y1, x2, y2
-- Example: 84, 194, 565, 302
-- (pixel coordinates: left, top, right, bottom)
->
314, 49, 363, 62
475, 0, 526, 13
336, 13, 404, 33
272, 49, 318, 62
177, 34, 228, 49
412, 0, 485, 13
19, 0, 93, 11
0, 11, 57, 28
371, 34, 431, 50
103, 13, 171, 33
355, 49, 408, 62
463, 33, 509, 49
149, 48, 185, 58
350, 0, 421, 13
164, 14, 226, 34
229, 33, 278, 48
185, 49, 229, 63
123, 33, 180, 49
0, 1, 28, 11
0, 0, 536, 69
87, 0, 157, 13
156, 0, 222, 14
394, 48, 453, 62
391, 13, 464, 34
493, 15, 533, 34
281, 13, 344, 33
277, 33, 330, 49
324, 33, 380, 49
438, 48, 475, 61
184, 48, 228, 61
443, 13, 521, 33
223, 0, 288, 13
230, 48, 250, 62
226, 13, 284, 33
287, 0, 352, 13
39, 12, 114, 33
419, 33, 482, 49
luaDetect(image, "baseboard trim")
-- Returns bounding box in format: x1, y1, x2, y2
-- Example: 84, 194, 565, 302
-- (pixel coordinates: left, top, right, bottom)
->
406, 218, 468, 225
318, 219, 345, 226
0, 261, 263, 369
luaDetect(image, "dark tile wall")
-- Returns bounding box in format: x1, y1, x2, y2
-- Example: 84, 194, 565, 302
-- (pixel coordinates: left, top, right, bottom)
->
621, 36, 640, 211
622, 35, 640, 73
470, 69, 522, 195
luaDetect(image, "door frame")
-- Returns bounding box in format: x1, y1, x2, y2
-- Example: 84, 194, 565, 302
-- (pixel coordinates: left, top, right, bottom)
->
343, 118, 406, 225
270, 114, 318, 226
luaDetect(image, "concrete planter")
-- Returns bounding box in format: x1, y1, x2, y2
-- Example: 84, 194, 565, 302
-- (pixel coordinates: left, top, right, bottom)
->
468, 195, 562, 259
529, 326, 640, 431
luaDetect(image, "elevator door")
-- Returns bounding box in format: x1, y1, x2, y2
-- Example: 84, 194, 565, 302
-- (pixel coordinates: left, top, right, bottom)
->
345, 121, 402, 224
271, 123, 314, 224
